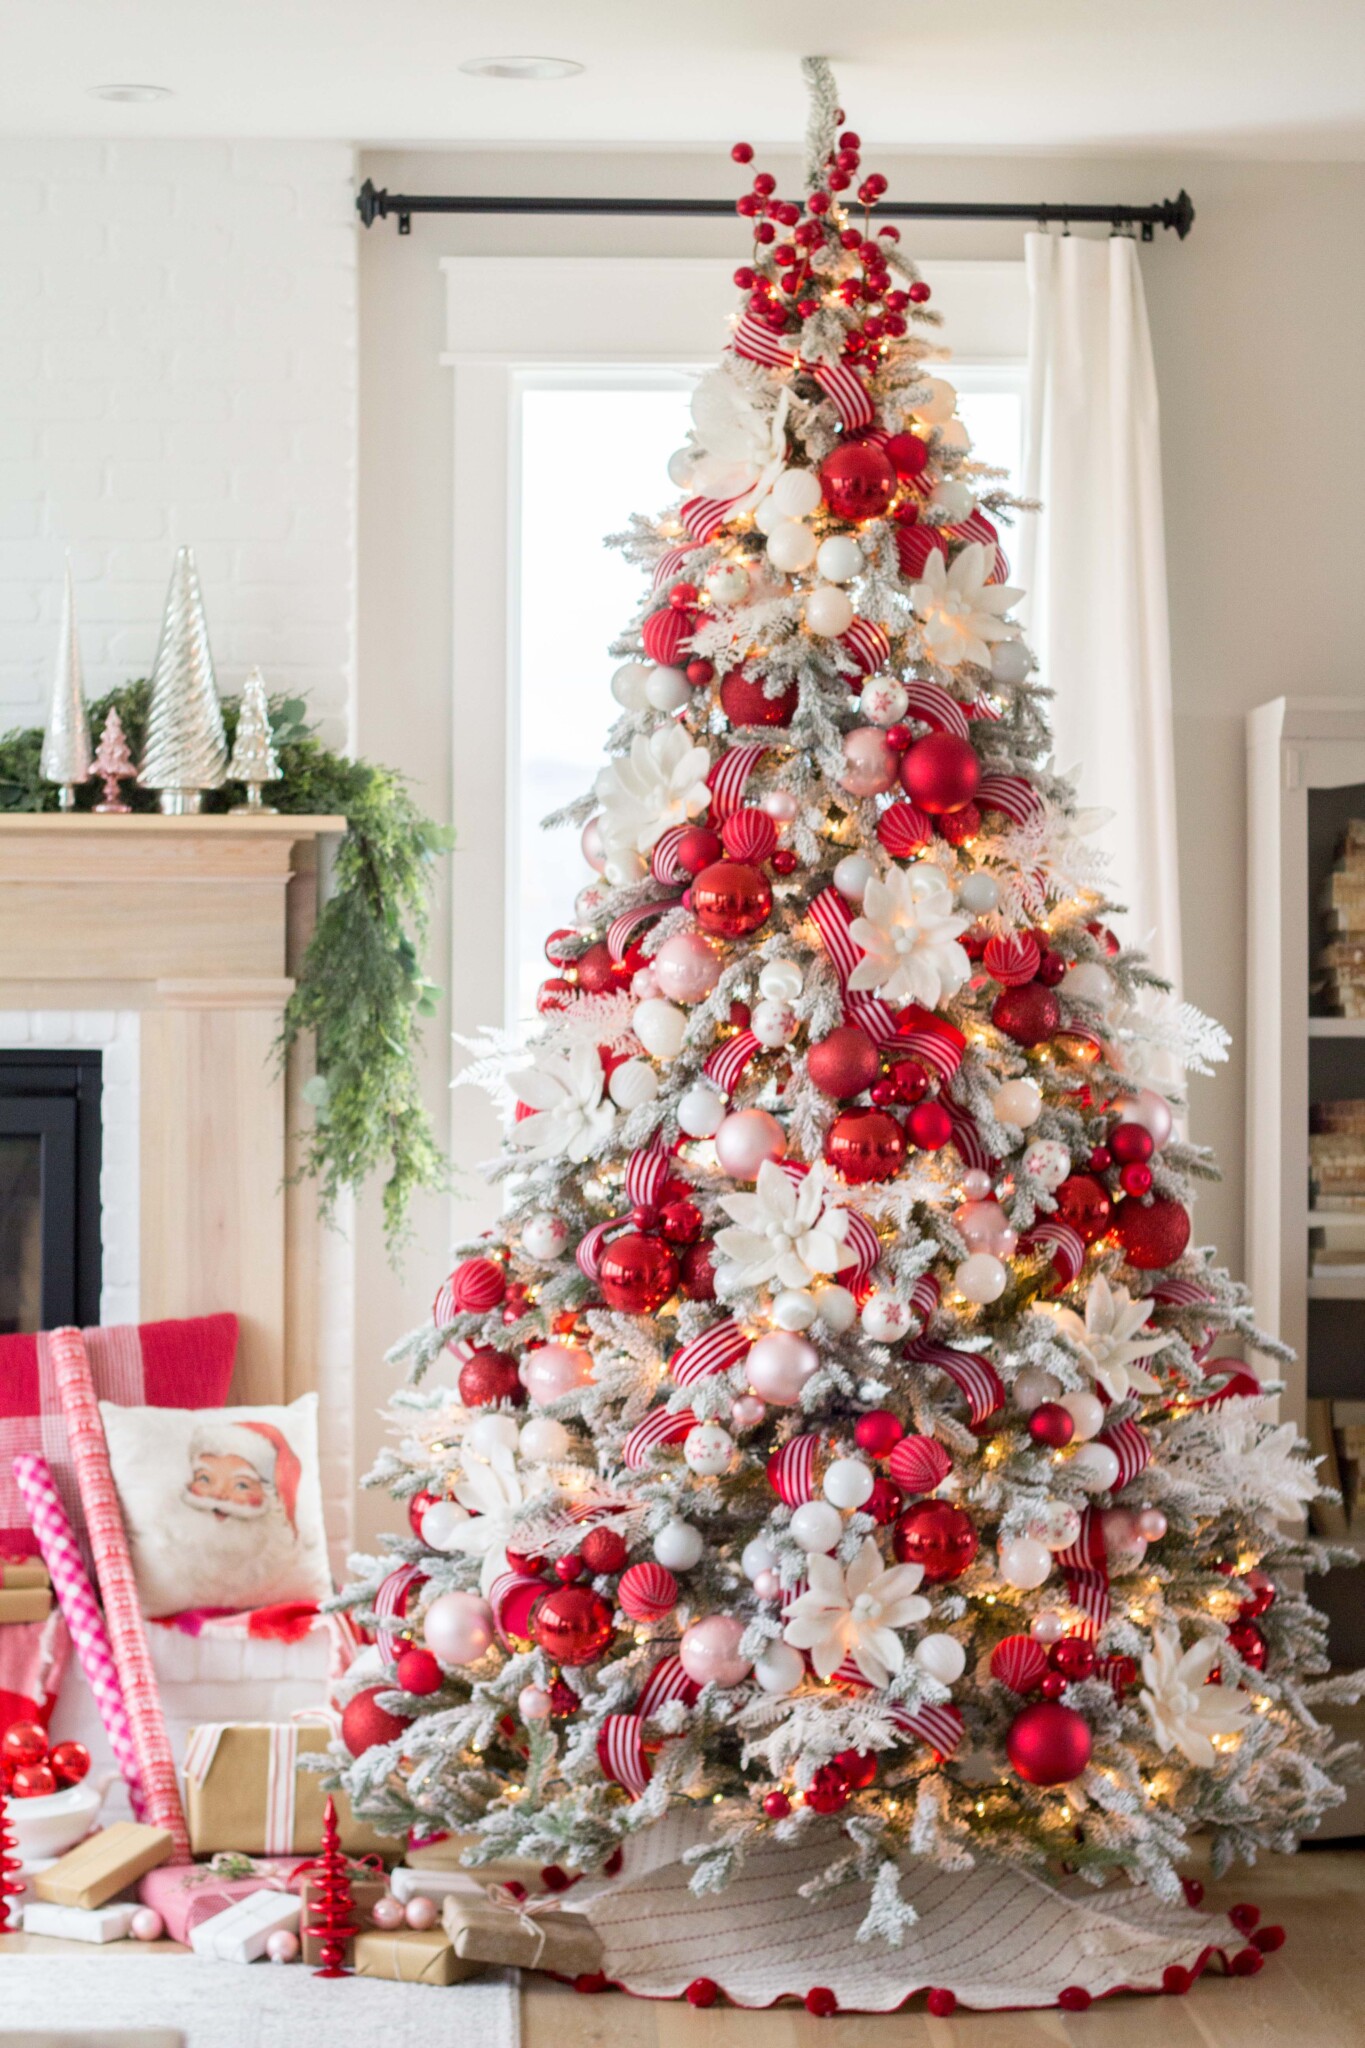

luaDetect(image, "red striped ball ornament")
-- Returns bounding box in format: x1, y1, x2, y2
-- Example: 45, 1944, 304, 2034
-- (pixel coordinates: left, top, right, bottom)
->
983, 932, 1041, 989
446, 1257, 506, 1313
887, 1434, 952, 1497
876, 801, 934, 859
617, 1562, 679, 1622
720, 807, 779, 864
989, 1634, 1049, 1695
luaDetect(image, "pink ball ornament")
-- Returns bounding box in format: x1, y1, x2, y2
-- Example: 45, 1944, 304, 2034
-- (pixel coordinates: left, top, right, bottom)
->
581, 816, 607, 872
405, 1896, 440, 1932
680, 1614, 752, 1689
1113, 1087, 1174, 1149
371, 1894, 406, 1930
266, 1928, 300, 1964
839, 727, 900, 798
762, 788, 800, 823
423, 1590, 496, 1667
1031, 1610, 1068, 1645
654, 931, 722, 1003
953, 1198, 1018, 1259
715, 1107, 786, 1177
753, 1569, 782, 1600
1100, 1508, 1149, 1573
747, 1330, 819, 1405
130, 1906, 164, 1941
731, 1394, 766, 1430
523, 1341, 595, 1404
519, 1684, 554, 1721
1136, 1507, 1168, 1541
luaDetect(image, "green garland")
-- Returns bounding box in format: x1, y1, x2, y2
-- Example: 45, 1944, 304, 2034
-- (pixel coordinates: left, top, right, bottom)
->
0, 681, 453, 1249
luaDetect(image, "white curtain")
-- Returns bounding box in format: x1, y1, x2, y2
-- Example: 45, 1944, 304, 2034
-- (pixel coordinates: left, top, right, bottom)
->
1018, 232, 1182, 995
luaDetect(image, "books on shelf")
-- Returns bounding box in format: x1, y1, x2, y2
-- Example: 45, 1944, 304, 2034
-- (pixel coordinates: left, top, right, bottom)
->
1316, 821, 1365, 1013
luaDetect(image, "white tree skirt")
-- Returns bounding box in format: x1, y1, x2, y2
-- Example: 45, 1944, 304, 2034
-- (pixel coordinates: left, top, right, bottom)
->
0, 1957, 520, 2048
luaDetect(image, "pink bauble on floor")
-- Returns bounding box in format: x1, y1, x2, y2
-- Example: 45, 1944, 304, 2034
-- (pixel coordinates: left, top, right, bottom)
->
371, 1893, 406, 1930
714, 1108, 786, 1177
266, 1929, 300, 1963
405, 1895, 440, 1931
523, 1341, 594, 1404
680, 1614, 752, 1688
423, 1590, 496, 1667
130, 1907, 164, 1941
654, 931, 722, 1003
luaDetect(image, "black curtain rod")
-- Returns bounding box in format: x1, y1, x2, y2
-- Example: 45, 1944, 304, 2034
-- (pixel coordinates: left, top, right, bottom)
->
355, 178, 1195, 242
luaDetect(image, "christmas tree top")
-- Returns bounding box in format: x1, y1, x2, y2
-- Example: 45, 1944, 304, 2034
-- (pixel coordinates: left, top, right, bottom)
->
335, 59, 1360, 1968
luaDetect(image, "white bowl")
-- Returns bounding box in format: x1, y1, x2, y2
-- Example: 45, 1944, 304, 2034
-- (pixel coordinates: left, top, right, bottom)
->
8, 1779, 104, 1859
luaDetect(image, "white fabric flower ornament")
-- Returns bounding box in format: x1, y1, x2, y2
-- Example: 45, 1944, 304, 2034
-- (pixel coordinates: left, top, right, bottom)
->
595, 726, 712, 879
1140, 1624, 1251, 1767
910, 542, 1023, 670
848, 863, 971, 1010
445, 1443, 527, 1596
1033, 1274, 1170, 1404
688, 366, 791, 507
1204, 1411, 1321, 1523
783, 1537, 931, 1687
508, 1041, 616, 1164
714, 1160, 858, 1293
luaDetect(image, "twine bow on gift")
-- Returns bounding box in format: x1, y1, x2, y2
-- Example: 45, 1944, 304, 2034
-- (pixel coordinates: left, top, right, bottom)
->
483, 1883, 561, 1968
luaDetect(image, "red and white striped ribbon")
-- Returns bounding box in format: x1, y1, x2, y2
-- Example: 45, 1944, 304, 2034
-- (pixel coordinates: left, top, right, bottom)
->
606, 904, 663, 964
651, 825, 693, 886
731, 312, 798, 369
730, 312, 875, 431
902, 681, 972, 740
944, 1098, 996, 1174
597, 1713, 652, 1798
768, 1434, 821, 1506
1096, 1418, 1150, 1487
577, 1143, 673, 1282
1150, 1277, 1216, 1361
904, 1340, 1005, 1427
679, 493, 747, 544
810, 885, 865, 985
910, 1273, 941, 1331
622, 1406, 698, 1470
844, 989, 903, 1053
706, 744, 769, 823
373, 1561, 426, 1661
703, 1029, 762, 1097
890, 1701, 966, 1759
968, 691, 1005, 723
976, 773, 1044, 826
651, 544, 695, 592
638, 1653, 701, 1717
892, 1004, 967, 1081
940, 510, 1010, 582
1019, 1218, 1087, 1291
1057, 1508, 1110, 1638
839, 618, 891, 676
488, 1569, 547, 1647
670, 1318, 752, 1387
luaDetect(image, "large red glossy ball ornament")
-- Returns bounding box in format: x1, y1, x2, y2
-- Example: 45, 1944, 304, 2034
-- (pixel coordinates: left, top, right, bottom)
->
395, 1648, 444, 1697
720, 669, 798, 728
819, 440, 898, 522
834, 1748, 877, 1790
1006, 1701, 1093, 1785
1055, 1174, 1113, 1245
899, 733, 981, 815
447, 1256, 506, 1312
692, 861, 773, 938
342, 1685, 411, 1758
892, 1501, 979, 1583
807, 1026, 879, 1100
47, 1740, 91, 1787
906, 1099, 952, 1150
459, 1345, 526, 1409
824, 1106, 907, 1184
676, 824, 723, 875
1028, 1402, 1076, 1450
598, 1233, 680, 1314
11, 1762, 57, 1799
1109, 1121, 1155, 1166
992, 983, 1061, 1046
679, 1241, 716, 1301
1226, 1620, 1268, 1672
1, 1719, 47, 1768
580, 1527, 628, 1576
532, 1586, 615, 1667
1114, 1194, 1191, 1271
574, 940, 625, 996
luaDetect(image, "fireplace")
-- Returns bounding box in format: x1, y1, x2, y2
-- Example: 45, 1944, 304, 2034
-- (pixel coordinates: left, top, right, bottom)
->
0, 1050, 102, 1333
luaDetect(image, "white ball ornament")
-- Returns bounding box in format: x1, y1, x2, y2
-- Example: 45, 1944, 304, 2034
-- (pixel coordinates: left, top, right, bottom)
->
913, 377, 958, 427
608, 1057, 660, 1111
420, 1501, 471, 1552
632, 998, 687, 1060
575, 882, 610, 922
805, 585, 855, 637
423, 1590, 495, 1666
861, 678, 909, 728
522, 1212, 569, 1262
610, 661, 651, 710
603, 848, 647, 887
957, 870, 1000, 916
761, 788, 799, 823
955, 1253, 1009, 1304
519, 1684, 554, 1721
667, 447, 695, 489
753, 493, 786, 536
815, 533, 865, 584
519, 1415, 571, 1464
815, 1284, 858, 1333
645, 665, 693, 713
1059, 1390, 1105, 1442
789, 1500, 844, 1553
833, 853, 876, 902
677, 1082, 726, 1139
931, 478, 976, 523
580, 816, 606, 872
1022, 1140, 1071, 1190
1061, 961, 1116, 1006
742, 1537, 779, 1582
1012, 1368, 1062, 1414
758, 958, 803, 1002
992, 1078, 1042, 1128
766, 520, 819, 574
1029, 1500, 1083, 1553
914, 1633, 967, 1685
653, 1520, 704, 1571
999, 1536, 1053, 1591
747, 1331, 819, 1406
754, 1641, 806, 1696
703, 561, 750, 607
469, 1412, 520, 1456
823, 1457, 875, 1511
772, 1287, 818, 1331
684, 1423, 734, 1476
990, 638, 1031, 686
1070, 1441, 1121, 1493
861, 1292, 912, 1343
1031, 1610, 1067, 1645
771, 467, 824, 518
751, 997, 798, 1048
715, 1108, 786, 1178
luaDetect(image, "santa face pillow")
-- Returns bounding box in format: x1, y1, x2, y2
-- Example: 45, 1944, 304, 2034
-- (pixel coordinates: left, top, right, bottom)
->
98, 1394, 331, 1618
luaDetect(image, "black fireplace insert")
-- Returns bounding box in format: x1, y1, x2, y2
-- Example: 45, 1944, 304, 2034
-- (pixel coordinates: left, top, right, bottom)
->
0, 1051, 102, 1334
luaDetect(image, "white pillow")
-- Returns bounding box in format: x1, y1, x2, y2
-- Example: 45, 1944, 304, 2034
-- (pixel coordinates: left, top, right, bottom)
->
99, 1394, 332, 1618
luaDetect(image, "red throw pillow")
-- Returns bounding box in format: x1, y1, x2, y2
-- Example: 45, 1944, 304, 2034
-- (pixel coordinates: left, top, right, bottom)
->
0, 1314, 238, 1567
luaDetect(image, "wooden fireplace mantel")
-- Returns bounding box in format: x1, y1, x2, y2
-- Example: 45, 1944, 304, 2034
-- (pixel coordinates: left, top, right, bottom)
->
0, 814, 348, 1406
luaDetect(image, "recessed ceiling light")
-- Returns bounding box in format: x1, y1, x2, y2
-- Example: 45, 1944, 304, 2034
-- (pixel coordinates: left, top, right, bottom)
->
458, 55, 583, 82
88, 83, 174, 103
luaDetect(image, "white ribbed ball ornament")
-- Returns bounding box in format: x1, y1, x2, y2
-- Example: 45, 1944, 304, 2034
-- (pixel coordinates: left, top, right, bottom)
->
522, 1212, 569, 1262
683, 1423, 734, 1476
753, 493, 786, 535
815, 1285, 858, 1333
789, 1500, 844, 1553
999, 1535, 1053, 1590
955, 1253, 1009, 1304
913, 1633, 967, 1685
610, 661, 651, 709
914, 377, 957, 426
653, 1520, 704, 1570
758, 958, 803, 1001
772, 1287, 818, 1331
677, 1082, 726, 1138
833, 853, 876, 902
608, 1057, 659, 1110
815, 534, 864, 583
632, 998, 687, 1060
823, 1457, 874, 1510
754, 1641, 805, 1695
1060, 1390, 1106, 1442
766, 521, 819, 574
770, 467, 823, 518
805, 585, 855, 637
519, 1416, 572, 1464
645, 665, 692, 712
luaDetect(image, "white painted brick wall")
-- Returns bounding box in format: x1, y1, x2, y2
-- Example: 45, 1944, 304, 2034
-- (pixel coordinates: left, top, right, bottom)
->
0, 139, 357, 748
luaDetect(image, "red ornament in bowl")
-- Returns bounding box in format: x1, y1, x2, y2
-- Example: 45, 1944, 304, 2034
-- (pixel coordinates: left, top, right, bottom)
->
0, 1721, 47, 1769
892, 1500, 979, 1582
899, 733, 981, 815
692, 861, 772, 938
824, 1106, 906, 1184
47, 1740, 91, 1787
598, 1233, 680, 1315
532, 1587, 615, 1667
720, 669, 798, 728
11, 1762, 57, 1799
819, 440, 898, 522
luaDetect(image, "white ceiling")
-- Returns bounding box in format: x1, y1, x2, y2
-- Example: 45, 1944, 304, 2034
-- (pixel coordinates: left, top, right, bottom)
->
2, 0, 1362, 158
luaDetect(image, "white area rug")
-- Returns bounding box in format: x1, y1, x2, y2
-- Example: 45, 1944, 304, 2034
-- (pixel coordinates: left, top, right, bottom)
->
0, 1957, 520, 2048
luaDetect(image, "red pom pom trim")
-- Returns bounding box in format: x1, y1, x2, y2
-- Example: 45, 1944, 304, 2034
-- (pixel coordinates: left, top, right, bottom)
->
804, 1988, 838, 2017
686, 1979, 719, 2007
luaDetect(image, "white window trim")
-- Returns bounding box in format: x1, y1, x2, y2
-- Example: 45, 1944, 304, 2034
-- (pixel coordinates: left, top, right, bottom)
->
440, 256, 1026, 1206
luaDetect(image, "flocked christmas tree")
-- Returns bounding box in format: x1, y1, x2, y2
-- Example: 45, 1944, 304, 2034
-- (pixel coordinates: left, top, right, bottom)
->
334, 60, 1361, 2003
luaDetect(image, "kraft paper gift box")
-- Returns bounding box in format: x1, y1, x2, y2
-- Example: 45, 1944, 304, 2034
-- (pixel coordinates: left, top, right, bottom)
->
0, 1557, 49, 1589
353, 1925, 479, 1985
137, 1856, 306, 1946
21, 1900, 140, 1943
441, 1877, 603, 1976
189, 1888, 301, 1963
34, 1821, 177, 1910
183, 1722, 396, 1859
0, 1585, 53, 1623
300, 1870, 388, 1965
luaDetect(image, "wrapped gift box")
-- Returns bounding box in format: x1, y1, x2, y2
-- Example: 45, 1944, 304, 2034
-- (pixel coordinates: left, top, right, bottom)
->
300, 1871, 388, 1965
34, 1822, 176, 1910
442, 1878, 603, 1975
138, 1856, 305, 1946
189, 1888, 301, 1963
0, 1557, 50, 1590
353, 1925, 477, 1985
183, 1722, 395, 1859
21, 1899, 139, 1943
0, 1586, 53, 1623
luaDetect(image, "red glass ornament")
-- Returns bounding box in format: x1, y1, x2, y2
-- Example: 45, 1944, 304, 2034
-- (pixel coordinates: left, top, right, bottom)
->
1087, 920, 1121, 957
899, 733, 981, 815
0, 1721, 47, 1769
819, 440, 898, 522
772, 848, 798, 876
936, 801, 981, 847
1038, 1670, 1067, 1700
679, 1240, 716, 1301
762, 1790, 792, 1818
532, 1586, 615, 1667
1110, 1121, 1155, 1165
1028, 1402, 1075, 1449
675, 825, 723, 875
1114, 1194, 1191, 1270
598, 1233, 680, 1315
892, 1500, 979, 1582
575, 941, 625, 995
395, 1648, 443, 1697
720, 668, 798, 728
458, 1346, 525, 1409
886, 1058, 930, 1105
906, 1099, 953, 1150
866, 1475, 903, 1525
1120, 1161, 1154, 1197
1088, 1146, 1113, 1172
659, 1199, 703, 1245
1107, 1654, 1138, 1697
731, 142, 754, 163
11, 1763, 56, 1799
806, 1025, 879, 1100
692, 861, 772, 938
1238, 1568, 1276, 1620
1006, 1701, 1093, 1785
1049, 1637, 1097, 1683
1055, 1174, 1113, 1244
1226, 1619, 1268, 1672
554, 1555, 584, 1583
883, 431, 929, 481
46, 1740, 90, 1787
855, 1409, 903, 1457
824, 1106, 906, 1184
341, 1685, 410, 1758
908, 280, 932, 304
580, 1527, 628, 1576
686, 1978, 720, 2008
834, 1748, 877, 1790
1036, 948, 1068, 987
803, 1762, 850, 1814
992, 983, 1061, 1046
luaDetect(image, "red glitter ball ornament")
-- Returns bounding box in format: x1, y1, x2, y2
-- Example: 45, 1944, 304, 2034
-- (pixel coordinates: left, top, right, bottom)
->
936, 801, 981, 847
692, 861, 772, 938
803, 1763, 850, 1814
926, 1989, 956, 2017
458, 1346, 525, 1409
819, 440, 898, 522
1055, 1173, 1113, 1244
598, 1233, 680, 1315
805, 1988, 839, 2018
992, 983, 1061, 1046
720, 668, 799, 728
1028, 1402, 1076, 1450
892, 1500, 979, 1582
806, 1025, 880, 1100
1006, 1701, 1093, 1785
341, 1686, 410, 1758
899, 733, 981, 815
1238, 1568, 1277, 1619
679, 1241, 716, 1301
532, 1586, 615, 1667
579, 1527, 628, 1576
824, 1106, 907, 1184
1114, 1194, 1191, 1270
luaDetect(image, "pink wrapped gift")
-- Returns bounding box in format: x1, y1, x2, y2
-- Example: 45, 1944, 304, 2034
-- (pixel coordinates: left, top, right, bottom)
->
137, 1854, 305, 1945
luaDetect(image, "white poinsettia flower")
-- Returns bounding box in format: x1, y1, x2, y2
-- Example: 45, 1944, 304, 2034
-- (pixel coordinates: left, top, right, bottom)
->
910, 543, 1023, 670
595, 726, 712, 872
848, 863, 971, 1010
783, 1537, 931, 1688
1205, 1410, 1321, 1523
1033, 1274, 1170, 1404
688, 367, 791, 507
508, 1041, 616, 1164
714, 1159, 859, 1293
1140, 1624, 1251, 1767
446, 1443, 527, 1596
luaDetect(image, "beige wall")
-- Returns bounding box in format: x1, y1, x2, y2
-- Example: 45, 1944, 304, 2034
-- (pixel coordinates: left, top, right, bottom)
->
355, 144, 1365, 1542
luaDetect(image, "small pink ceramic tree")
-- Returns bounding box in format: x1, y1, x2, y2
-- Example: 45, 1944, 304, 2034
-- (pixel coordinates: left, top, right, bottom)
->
91, 708, 135, 814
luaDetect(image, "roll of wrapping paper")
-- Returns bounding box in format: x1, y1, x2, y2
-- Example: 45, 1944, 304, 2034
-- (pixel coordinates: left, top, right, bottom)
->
49, 1326, 190, 1859
11, 1452, 148, 1821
